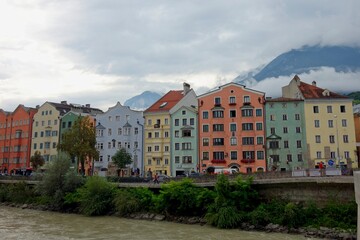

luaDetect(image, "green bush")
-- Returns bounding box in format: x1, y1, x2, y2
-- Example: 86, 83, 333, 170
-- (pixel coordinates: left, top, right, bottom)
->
7, 182, 37, 204
249, 204, 271, 226
206, 206, 242, 229
113, 188, 155, 216
0, 184, 9, 202
76, 176, 116, 216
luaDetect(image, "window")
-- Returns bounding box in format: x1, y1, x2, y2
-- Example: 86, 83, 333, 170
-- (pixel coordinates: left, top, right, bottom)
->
242, 151, 255, 160
164, 158, 169, 165
329, 135, 335, 143
295, 114, 300, 120
154, 146, 160, 151
33, 143, 37, 149
269, 141, 279, 149
257, 151, 264, 159
156, 159, 160, 165
40, 131, 44, 137
182, 119, 187, 126
124, 127, 130, 136
48, 120, 51, 126
241, 109, 253, 117
283, 114, 287, 120
175, 131, 179, 138
256, 109, 262, 116
230, 110, 236, 118
134, 141, 139, 149
40, 143, 43, 149
214, 97, 221, 105
182, 110, 186, 115
117, 142, 122, 149
52, 131, 57, 136
213, 152, 225, 160
175, 156, 180, 163
230, 137, 237, 145
182, 143, 191, 150
244, 96, 250, 103
213, 124, 224, 131
270, 115, 275, 121
213, 138, 224, 146
287, 154, 292, 162
147, 146, 152, 152
328, 120, 333, 128
134, 127, 139, 135
174, 119, 179, 126
230, 123, 237, 132
147, 119, 152, 125
108, 142, 111, 149
45, 130, 51, 137
283, 127, 288, 133
190, 118, 195, 125
165, 118, 169, 125
230, 151, 237, 160
256, 123, 262, 131
202, 111, 209, 119
34, 132, 38, 138
257, 137, 263, 145
202, 125, 209, 132
340, 105, 346, 113
315, 135, 321, 143
327, 106, 332, 113
330, 152, 336, 159
175, 143, 180, 150
344, 151, 350, 159
147, 159, 152, 165
202, 138, 209, 146
154, 132, 160, 138
316, 151, 322, 159
183, 156, 192, 164
342, 119, 347, 127
314, 120, 320, 128
296, 127, 301, 133
297, 154, 303, 162
182, 130, 191, 137
296, 140, 302, 148
116, 116, 120, 121
164, 131, 169, 138
343, 135, 349, 143
242, 137, 254, 145
242, 123, 253, 131
313, 106, 319, 113
229, 96, 236, 104
213, 110, 224, 118
108, 128, 112, 136
270, 127, 275, 134
283, 141, 289, 148
147, 132, 152, 138
202, 152, 209, 160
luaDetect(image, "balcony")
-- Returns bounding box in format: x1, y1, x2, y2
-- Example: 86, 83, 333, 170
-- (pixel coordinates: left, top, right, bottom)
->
241, 159, 255, 164
154, 124, 160, 128
229, 102, 236, 106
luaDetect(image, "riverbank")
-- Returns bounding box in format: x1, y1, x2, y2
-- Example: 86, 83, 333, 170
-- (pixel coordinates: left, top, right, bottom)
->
1, 202, 356, 240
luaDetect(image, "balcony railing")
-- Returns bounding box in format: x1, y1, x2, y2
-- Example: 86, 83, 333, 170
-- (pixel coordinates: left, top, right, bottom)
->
154, 124, 160, 128
211, 159, 226, 164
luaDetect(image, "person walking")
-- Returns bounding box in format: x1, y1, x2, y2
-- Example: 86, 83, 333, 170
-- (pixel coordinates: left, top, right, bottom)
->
153, 173, 159, 184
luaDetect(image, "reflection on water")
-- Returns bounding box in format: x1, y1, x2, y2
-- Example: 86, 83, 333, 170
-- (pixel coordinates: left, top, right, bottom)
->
0, 206, 309, 240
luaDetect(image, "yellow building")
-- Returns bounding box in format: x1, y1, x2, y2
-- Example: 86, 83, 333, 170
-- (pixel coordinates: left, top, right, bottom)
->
283, 75, 358, 169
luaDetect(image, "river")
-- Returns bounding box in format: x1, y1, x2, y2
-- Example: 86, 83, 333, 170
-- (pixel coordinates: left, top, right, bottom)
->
0, 206, 311, 240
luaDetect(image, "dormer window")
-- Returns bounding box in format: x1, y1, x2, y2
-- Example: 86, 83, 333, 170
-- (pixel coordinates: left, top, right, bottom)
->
159, 102, 168, 108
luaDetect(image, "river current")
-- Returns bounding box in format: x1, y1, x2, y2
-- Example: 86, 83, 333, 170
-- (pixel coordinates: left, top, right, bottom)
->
0, 206, 311, 240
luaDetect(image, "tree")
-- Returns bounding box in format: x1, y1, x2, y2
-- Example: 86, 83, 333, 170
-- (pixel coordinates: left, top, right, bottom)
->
112, 148, 132, 176
57, 116, 98, 175
30, 150, 45, 170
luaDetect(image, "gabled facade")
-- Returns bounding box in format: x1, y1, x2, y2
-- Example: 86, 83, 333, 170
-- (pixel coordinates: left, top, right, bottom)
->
0, 105, 37, 174
265, 98, 308, 171
95, 102, 144, 176
282, 75, 358, 169
143, 83, 196, 176
198, 82, 266, 174
170, 105, 198, 176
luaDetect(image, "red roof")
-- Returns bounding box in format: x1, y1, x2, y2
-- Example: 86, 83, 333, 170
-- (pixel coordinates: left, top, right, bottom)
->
298, 81, 348, 99
144, 90, 184, 113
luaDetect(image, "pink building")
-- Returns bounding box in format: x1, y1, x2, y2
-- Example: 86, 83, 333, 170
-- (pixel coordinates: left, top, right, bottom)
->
198, 83, 266, 174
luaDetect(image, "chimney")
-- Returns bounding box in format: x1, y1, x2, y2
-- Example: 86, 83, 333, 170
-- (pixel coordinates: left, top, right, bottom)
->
61, 101, 67, 105
312, 81, 317, 86
86, 104, 90, 108
183, 82, 190, 95
36, 105, 40, 109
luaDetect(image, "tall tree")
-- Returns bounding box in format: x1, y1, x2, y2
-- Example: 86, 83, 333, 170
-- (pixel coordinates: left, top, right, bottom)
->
112, 148, 132, 177
30, 150, 45, 170
57, 116, 98, 175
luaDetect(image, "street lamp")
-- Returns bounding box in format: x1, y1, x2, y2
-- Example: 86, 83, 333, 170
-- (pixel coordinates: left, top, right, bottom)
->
334, 115, 340, 166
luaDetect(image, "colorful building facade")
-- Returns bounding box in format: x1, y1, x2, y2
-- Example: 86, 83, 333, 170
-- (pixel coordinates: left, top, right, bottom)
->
265, 98, 308, 171
282, 75, 358, 169
198, 82, 266, 174
95, 102, 144, 176
0, 105, 37, 174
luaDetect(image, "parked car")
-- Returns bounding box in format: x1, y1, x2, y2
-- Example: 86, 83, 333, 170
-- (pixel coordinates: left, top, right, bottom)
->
157, 174, 171, 182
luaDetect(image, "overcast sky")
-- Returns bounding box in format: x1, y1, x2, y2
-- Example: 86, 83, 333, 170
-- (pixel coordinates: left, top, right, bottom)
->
0, 0, 359, 111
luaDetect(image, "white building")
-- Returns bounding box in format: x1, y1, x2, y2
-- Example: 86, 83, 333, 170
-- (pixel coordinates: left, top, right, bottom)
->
95, 102, 144, 176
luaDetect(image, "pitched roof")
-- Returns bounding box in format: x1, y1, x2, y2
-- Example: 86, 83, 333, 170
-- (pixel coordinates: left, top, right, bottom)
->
298, 81, 348, 99
144, 90, 184, 113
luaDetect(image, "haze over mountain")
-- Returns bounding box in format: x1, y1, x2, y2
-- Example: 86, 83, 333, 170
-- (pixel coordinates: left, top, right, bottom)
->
233, 45, 360, 97
124, 91, 162, 110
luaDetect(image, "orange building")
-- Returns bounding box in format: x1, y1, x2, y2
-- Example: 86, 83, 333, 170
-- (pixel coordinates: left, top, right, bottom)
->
198, 83, 266, 174
0, 105, 37, 174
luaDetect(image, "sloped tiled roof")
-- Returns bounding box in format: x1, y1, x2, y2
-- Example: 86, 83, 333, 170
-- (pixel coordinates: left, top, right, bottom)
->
298, 81, 348, 99
144, 90, 184, 113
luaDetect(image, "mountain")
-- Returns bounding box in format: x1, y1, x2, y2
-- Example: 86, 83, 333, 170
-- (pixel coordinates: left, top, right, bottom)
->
124, 91, 162, 110
234, 45, 360, 85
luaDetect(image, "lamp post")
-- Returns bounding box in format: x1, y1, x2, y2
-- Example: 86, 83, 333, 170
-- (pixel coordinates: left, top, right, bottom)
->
334, 115, 340, 166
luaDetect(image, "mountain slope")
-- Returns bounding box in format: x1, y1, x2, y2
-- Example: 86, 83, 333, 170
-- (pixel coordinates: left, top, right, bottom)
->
124, 91, 162, 110
234, 45, 360, 84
